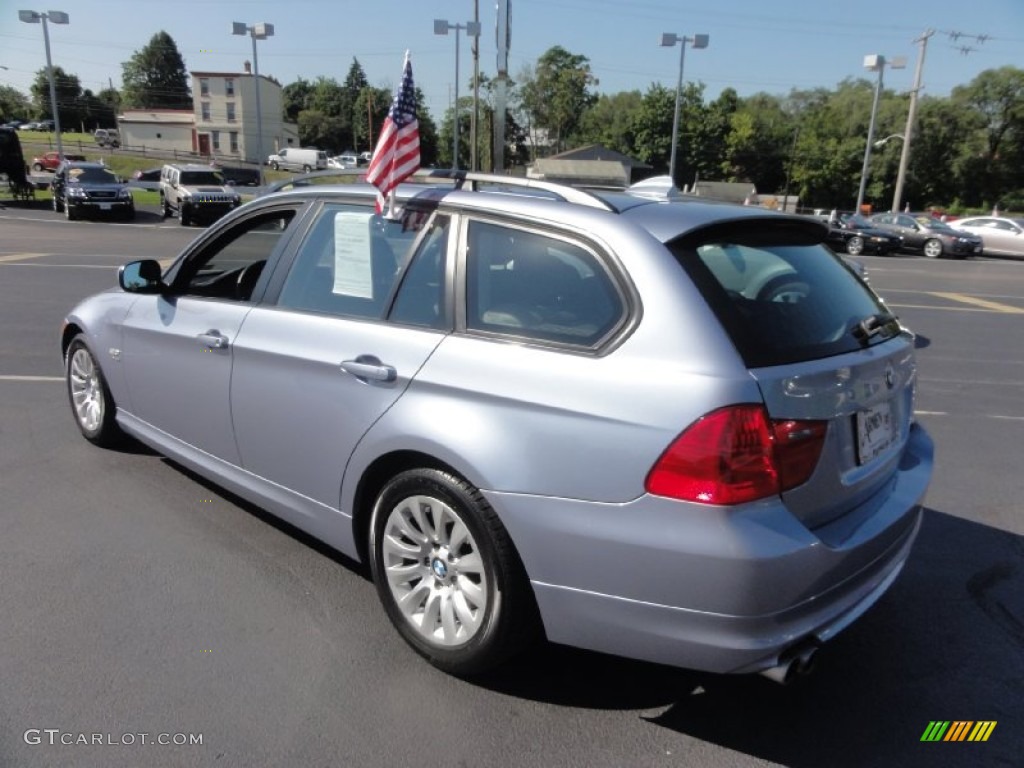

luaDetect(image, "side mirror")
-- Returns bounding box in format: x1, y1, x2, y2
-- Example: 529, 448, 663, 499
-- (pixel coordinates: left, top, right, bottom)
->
119, 259, 165, 293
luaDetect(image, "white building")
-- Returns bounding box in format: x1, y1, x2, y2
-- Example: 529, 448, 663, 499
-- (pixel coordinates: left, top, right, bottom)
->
191, 63, 298, 164
117, 109, 195, 155
115, 63, 299, 163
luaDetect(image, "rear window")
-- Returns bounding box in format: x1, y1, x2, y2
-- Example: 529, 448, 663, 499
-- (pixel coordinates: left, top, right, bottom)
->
670, 227, 894, 368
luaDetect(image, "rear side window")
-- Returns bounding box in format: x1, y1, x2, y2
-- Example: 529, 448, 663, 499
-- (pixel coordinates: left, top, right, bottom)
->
465, 221, 625, 347
671, 231, 892, 367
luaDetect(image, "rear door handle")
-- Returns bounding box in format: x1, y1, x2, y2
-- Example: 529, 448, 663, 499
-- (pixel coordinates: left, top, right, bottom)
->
196, 330, 229, 349
340, 356, 397, 383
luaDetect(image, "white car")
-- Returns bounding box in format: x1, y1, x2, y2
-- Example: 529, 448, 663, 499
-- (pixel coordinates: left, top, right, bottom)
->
948, 216, 1024, 258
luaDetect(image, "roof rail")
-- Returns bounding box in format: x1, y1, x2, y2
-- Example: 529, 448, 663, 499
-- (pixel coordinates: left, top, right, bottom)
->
420, 169, 614, 212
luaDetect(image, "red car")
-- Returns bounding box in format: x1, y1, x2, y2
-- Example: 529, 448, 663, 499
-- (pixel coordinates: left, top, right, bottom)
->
31, 151, 86, 172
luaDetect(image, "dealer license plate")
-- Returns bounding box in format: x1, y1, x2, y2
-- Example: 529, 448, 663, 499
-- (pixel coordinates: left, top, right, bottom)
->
856, 400, 895, 464
99, 203, 111, 210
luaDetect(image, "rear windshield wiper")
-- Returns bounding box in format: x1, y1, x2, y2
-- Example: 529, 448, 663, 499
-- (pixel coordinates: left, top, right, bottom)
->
852, 311, 898, 343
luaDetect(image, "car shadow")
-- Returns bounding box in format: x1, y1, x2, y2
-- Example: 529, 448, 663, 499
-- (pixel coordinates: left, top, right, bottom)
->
474, 508, 1023, 767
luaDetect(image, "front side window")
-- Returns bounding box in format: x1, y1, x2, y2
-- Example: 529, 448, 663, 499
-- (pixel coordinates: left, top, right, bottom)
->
173, 210, 297, 300
278, 204, 427, 320
465, 221, 624, 347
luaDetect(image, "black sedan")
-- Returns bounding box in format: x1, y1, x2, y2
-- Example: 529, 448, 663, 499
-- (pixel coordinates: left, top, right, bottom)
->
826, 213, 902, 256
869, 212, 983, 259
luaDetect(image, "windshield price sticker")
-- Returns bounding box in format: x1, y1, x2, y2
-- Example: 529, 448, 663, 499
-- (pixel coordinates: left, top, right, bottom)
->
856, 400, 895, 464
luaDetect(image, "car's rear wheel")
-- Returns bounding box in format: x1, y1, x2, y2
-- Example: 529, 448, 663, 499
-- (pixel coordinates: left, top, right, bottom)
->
923, 238, 943, 258
369, 468, 537, 676
65, 335, 123, 447
303, 164, 312, 173
846, 236, 864, 256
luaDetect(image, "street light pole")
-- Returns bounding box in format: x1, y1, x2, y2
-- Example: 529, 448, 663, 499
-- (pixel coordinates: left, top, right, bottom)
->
18, 9, 69, 159
434, 18, 481, 170
232, 21, 274, 187
855, 54, 905, 214
660, 32, 708, 186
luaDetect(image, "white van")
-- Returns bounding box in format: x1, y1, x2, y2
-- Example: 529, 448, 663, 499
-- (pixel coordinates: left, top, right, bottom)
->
93, 128, 120, 148
267, 147, 327, 172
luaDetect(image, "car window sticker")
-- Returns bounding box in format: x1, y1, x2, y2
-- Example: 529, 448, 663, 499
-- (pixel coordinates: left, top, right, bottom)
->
333, 212, 375, 299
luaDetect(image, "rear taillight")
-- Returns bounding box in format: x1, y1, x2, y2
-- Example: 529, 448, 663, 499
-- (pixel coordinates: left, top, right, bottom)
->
645, 405, 827, 505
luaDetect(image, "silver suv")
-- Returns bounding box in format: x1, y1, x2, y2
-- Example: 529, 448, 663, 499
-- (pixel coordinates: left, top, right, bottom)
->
62, 171, 933, 682
159, 163, 241, 226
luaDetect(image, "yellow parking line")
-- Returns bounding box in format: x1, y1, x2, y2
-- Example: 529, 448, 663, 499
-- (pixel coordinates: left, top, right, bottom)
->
929, 292, 1024, 314
0, 252, 48, 263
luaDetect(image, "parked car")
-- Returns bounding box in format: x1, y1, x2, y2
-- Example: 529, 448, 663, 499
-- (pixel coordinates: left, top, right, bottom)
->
159, 163, 242, 226
50, 160, 134, 221
61, 172, 932, 682
32, 151, 86, 172
93, 128, 120, 148
328, 155, 357, 170
32, 119, 55, 132
869, 212, 983, 258
267, 147, 328, 172
130, 166, 163, 190
947, 216, 1024, 259
825, 213, 903, 255
218, 165, 261, 187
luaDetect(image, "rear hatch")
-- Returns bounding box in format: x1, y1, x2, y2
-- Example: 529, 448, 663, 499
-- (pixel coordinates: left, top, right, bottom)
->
668, 217, 916, 529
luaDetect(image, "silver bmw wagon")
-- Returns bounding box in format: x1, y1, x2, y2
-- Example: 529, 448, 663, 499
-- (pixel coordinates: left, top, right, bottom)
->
61, 172, 933, 682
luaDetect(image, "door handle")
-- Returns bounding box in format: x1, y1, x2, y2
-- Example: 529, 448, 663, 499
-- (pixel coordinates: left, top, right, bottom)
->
340, 356, 397, 383
196, 330, 229, 349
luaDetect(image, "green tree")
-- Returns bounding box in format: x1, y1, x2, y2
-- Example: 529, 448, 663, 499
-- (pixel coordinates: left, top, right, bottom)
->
340, 59, 369, 150
30, 66, 83, 126
518, 46, 598, 155
282, 77, 315, 122
0, 85, 32, 123
121, 31, 191, 109
575, 90, 642, 156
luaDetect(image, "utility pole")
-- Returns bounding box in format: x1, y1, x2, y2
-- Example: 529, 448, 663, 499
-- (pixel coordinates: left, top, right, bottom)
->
493, 0, 510, 172
891, 29, 933, 213
471, 0, 480, 170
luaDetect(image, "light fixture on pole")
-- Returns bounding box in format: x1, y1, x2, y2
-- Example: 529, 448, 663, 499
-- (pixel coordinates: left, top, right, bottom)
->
855, 54, 905, 214
18, 9, 69, 159
660, 32, 708, 185
434, 18, 481, 170
873, 133, 905, 149
232, 21, 274, 186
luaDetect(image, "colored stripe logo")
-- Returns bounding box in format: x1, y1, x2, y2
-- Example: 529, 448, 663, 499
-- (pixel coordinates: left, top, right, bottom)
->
921, 721, 996, 742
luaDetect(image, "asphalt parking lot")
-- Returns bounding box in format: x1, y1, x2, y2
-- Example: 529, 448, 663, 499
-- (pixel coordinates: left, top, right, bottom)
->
0, 208, 1021, 768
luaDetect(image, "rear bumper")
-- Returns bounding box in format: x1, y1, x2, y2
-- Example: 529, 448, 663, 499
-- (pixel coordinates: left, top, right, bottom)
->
488, 423, 933, 674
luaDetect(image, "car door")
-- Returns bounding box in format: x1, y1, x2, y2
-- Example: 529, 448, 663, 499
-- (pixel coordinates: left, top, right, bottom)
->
229, 202, 449, 512
119, 205, 302, 463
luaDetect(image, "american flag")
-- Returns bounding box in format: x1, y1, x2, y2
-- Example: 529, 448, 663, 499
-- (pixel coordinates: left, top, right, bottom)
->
365, 52, 420, 215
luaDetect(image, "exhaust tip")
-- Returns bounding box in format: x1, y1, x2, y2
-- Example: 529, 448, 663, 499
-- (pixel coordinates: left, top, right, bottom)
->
758, 642, 821, 685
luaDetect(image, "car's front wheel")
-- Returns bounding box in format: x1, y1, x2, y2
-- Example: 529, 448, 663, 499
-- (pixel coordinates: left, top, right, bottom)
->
846, 236, 865, 256
52, 193, 63, 213
160, 195, 170, 219
33, 162, 43, 172
369, 468, 537, 676
271, 161, 280, 171
923, 238, 943, 258
65, 335, 123, 447
65, 202, 77, 221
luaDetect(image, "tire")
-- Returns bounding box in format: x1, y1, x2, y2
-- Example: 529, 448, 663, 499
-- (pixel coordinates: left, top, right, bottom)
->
52, 194, 63, 213
33, 162, 43, 172
180, 206, 190, 226
846, 236, 864, 256
757, 275, 810, 304
923, 238, 943, 259
302, 164, 312, 173
65, 335, 123, 447
369, 468, 538, 676
65, 203, 77, 221
271, 161, 280, 171
160, 195, 170, 219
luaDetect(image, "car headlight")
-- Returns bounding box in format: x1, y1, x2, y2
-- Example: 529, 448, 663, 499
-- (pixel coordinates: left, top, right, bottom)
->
119, 188, 132, 199
67, 186, 87, 198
